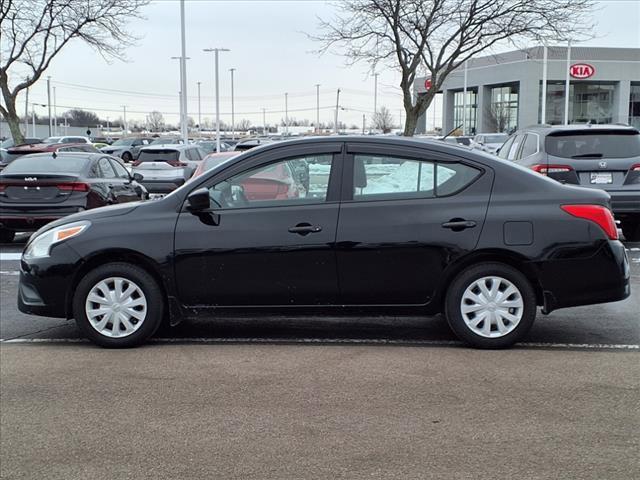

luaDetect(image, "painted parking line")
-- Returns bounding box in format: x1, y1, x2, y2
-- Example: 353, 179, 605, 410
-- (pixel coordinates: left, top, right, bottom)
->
0, 253, 22, 261
0, 337, 638, 350
0, 270, 19, 275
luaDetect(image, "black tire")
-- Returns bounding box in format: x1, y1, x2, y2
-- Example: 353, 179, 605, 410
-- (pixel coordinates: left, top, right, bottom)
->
121, 151, 133, 163
445, 262, 537, 349
621, 221, 640, 242
0, 229, 15, 243
72, 262, 164, 348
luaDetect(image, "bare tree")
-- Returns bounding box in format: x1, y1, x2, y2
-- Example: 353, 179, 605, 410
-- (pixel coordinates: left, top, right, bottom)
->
313, 0, 594, 136
147, 111, 165, 132
372, 105, 394, 133
486, 101, 512, 133
237, 118, 252, 131
0, 0, 149, 143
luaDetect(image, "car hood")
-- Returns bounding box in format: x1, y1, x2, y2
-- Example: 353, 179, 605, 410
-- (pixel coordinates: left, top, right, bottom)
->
29, 202, 143, 238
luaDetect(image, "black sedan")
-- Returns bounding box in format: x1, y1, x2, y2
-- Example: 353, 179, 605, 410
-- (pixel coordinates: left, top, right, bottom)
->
17, 137, 630, 348
0, 152, 146, 243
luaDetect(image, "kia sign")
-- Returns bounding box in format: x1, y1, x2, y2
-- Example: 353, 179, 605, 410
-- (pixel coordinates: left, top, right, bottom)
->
424, 78, 432, 91
570, 63, 595, 79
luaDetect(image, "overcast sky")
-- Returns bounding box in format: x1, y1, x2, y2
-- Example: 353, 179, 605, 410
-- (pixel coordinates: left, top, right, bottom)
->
14, 0, 640, 129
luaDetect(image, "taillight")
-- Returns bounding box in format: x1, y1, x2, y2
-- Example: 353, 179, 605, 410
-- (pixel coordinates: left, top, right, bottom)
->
0, 184, 6, 193
561, 204, 618, 240
166, 160, 188, 167
531, 164, 573, 175
631, 164, 640, 172
57, 182, 90, 192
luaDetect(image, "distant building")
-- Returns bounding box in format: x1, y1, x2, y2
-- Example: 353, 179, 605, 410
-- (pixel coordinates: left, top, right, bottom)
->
414, 46, 640, 134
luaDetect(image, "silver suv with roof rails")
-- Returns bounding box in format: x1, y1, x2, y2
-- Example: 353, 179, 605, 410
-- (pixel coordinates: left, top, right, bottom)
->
498, 124, 640, 241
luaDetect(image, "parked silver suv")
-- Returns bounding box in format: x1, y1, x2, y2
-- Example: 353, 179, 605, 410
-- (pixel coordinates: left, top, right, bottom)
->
132, 144, 206, 197
100, 137, 154, 163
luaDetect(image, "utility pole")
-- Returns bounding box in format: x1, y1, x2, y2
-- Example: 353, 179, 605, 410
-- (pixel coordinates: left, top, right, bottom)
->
47, 76, 52, 136
284, 92, 288, 136
373, 72, 379, 115
462, 60, 468, 135
315, 84, 320, 134
179, 0, 188, 144
262, 108, 266, 135
53, 86, 57, 135
31, 105, 36, 137
203, 47, 230, 152
334, 88, 341, 134
122, 105, 128, 134
197, 81, 202, 135
541, 44, 548, 124
24, 88, 28, 136
229, 68, 236, 139
362, 114, 365, 135
564, 39, 571, 125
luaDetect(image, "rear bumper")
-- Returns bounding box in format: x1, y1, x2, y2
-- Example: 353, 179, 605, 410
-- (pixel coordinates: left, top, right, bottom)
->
140, 179, 185, 193
536, 240, 630, 312
608, 190, 640, 215
0, 207, 83, 232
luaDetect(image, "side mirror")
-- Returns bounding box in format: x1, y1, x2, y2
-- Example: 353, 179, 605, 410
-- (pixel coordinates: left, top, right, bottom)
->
186, 188, 211, 211
132, 172, 144, 182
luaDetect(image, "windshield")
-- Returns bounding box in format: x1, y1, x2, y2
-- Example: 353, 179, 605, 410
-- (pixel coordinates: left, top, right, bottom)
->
546, 131, 640, 159
2, 155, 88, 174
111, 138, 135, 146
137, 150, 180, 162
485, 134, 508, 144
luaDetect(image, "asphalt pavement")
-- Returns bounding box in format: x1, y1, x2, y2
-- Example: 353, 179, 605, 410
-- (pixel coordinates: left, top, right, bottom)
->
1, 234, 639, 479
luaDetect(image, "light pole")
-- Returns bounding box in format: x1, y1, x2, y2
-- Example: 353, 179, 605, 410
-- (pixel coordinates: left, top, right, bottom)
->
462, 60, 468, 135
229, 68, 236, 139
373, 72, 379, 116
541, 44, 548, 124
179, 0, 188, 144
315, 84, 320, 134
47, 76, 52, 136
284, 92, 288, 136
564, 39, 571, 125
262, 108, 266, 135
334, 88, 341, 134
53, 86, 57, 135
203, 47, 230, 152
122, 105, 128, 134
197, 81, 202, 136
171, 56, 184, 134
24, 87, 28, 136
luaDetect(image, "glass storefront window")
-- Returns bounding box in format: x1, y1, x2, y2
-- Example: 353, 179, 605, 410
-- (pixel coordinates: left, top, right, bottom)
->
488, 84, 518, 133
540, 81, 615, 125
453, 89, 477, 135
630, 83, 640, 129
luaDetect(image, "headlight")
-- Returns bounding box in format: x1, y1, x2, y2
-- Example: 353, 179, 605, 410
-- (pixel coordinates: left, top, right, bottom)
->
24, 221, 90, 259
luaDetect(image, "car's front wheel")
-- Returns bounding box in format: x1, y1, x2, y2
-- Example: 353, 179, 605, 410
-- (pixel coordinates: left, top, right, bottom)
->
445, 263, 537, 348
73, 262, 164, 348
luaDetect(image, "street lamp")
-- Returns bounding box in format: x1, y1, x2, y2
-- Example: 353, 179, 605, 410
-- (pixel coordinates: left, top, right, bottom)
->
229, 68, 236, 139
203, 47, 230, 152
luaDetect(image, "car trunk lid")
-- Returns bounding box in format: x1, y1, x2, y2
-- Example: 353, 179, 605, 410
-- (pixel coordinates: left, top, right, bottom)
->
0, 173, 86, 203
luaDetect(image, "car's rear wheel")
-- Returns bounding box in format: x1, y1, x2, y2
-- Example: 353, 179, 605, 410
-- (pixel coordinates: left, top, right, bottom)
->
73, 262, 164, 348
121, 151, 133, 163
0, 228, 15, 243
445, 263, 536, 348
621, 221, 640, 242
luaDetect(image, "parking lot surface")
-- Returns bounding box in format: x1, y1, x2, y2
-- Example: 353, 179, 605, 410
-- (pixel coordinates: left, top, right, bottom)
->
1, 236, 639, 479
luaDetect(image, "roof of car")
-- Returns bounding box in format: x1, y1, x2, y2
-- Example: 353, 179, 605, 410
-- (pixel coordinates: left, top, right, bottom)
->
6, 142, 92, 153
518, 124, 639, 135
140, 143, 194, 150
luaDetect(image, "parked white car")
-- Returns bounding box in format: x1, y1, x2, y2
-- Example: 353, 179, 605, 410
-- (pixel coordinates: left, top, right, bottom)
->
132, 144, 207, 197
469, 133, 509, 155
42, 135, 92, 144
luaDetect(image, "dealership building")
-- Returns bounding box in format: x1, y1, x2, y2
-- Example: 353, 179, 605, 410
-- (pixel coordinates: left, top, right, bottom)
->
414, 46, 640, 135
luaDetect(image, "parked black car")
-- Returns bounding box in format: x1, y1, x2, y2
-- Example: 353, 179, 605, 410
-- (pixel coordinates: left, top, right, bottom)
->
498, 125, 640, 240
17, 137, 629, 348
0, 152, 146, 243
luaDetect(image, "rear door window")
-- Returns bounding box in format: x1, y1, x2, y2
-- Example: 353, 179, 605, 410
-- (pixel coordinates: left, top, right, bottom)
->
545, 131, 640, 158
520, 134, 539, 158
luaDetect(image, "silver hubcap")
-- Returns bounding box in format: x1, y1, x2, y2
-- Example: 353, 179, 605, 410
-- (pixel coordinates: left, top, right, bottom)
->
85, 277, 147, 338
460, 276, 524, 338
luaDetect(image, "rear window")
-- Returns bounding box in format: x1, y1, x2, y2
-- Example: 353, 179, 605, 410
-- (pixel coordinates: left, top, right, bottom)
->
2, 156, 88, 174
484, 134, 508, 144
138, 150, 180, 162
546, 131, 640, 159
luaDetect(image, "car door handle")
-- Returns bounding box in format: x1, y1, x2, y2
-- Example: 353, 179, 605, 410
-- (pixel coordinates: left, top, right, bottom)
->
288, 223, 322, 235
441, 220, 477, 230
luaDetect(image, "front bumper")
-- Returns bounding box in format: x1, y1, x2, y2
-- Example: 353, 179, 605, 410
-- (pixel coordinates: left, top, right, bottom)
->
17, 242, 83, 318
